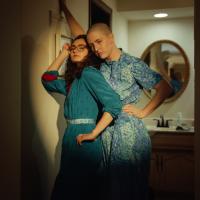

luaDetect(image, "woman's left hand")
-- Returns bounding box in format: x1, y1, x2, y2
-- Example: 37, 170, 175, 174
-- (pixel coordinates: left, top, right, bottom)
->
123, 104, 146, 119
76, 133, 96, 145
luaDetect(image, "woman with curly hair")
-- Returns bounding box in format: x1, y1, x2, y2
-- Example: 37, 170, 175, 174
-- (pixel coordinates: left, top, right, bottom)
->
41, 34, 122, 200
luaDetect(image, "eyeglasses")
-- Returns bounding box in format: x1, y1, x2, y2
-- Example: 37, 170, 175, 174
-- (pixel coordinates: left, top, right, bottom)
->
70, 45, 88, 52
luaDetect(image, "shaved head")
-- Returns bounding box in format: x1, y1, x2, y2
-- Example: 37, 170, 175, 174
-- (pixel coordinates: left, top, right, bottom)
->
87, 23, 112, 36
87, 23, 118, 60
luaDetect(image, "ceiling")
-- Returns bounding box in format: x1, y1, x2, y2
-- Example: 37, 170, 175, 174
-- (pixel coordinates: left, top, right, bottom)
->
115, 0, 194, 21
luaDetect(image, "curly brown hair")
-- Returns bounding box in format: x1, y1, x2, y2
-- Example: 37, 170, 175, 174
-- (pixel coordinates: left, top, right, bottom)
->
64, 35, 103, 85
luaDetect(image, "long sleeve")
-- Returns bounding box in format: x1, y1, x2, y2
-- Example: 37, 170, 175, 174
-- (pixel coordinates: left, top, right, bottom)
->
41, 70, 67, 96
82, 67, 122, 118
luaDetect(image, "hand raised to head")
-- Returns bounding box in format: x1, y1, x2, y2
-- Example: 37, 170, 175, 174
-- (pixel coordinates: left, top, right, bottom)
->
59, 43, 70, 58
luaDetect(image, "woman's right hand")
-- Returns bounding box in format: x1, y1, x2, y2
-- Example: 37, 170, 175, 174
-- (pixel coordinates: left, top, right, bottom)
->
60, 43, 70, 58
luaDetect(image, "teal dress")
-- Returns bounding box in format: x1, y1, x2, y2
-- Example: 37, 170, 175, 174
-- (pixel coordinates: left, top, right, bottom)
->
41, 67, 122, 200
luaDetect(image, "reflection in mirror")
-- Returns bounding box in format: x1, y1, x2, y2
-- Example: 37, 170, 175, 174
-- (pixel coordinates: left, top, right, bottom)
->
141, 40, 190, 103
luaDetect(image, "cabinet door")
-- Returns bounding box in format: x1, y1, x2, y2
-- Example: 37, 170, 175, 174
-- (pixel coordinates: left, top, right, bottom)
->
160, 151, 194, 194
149, 153, 160, 190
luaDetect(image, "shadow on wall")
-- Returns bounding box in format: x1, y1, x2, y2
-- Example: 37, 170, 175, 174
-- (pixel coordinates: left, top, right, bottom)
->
21, 35, 66, 200
50, 93, 66, 174
21, 35, 43, 200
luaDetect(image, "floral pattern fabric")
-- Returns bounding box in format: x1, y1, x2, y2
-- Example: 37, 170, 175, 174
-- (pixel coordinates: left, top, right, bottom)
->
100, 51, 162, 200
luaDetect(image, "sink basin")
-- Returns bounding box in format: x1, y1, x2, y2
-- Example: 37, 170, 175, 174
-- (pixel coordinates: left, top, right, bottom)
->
146, 125, 176, 132
146, 125, 194, 132
143, 118, 194, 133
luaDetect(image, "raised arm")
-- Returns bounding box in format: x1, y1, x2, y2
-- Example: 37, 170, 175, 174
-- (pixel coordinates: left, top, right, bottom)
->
41, 44, 70, 95
47, 43, 70, 71
59, 0, 85, 37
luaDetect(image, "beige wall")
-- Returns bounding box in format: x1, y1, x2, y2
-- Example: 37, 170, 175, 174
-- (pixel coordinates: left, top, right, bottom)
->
0, 1, 21, 200
21, 1, 87, 199
21, 0, 63, 199
128, 17, 194, 120
102, 0, 128, 51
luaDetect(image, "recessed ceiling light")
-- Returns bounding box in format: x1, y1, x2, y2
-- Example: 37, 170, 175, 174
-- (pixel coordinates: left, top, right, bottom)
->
154, 13, 168, 18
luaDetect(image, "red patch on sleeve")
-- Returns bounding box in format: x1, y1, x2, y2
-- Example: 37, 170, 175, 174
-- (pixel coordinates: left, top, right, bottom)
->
67, 84, 71, 93
42, 74, 57, 81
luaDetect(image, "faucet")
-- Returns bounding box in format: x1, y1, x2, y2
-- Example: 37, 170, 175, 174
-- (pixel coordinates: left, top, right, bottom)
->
153, 115, 172, 127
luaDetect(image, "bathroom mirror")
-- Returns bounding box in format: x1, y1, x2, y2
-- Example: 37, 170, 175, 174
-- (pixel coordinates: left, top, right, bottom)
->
141, 40, 190, 103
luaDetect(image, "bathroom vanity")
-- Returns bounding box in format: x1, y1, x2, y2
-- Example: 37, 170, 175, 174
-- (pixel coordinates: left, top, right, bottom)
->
148, 129, 194, 200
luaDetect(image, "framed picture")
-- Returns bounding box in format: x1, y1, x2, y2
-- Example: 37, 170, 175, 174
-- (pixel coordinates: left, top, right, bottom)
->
55, 33, 72, 75
89, 0, 112, 28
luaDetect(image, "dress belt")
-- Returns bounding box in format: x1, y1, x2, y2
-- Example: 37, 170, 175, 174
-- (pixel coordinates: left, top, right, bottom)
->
66, 118, 96, 124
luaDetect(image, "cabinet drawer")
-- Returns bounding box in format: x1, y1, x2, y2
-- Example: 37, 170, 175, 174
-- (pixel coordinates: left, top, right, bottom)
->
150, 133, 194, 150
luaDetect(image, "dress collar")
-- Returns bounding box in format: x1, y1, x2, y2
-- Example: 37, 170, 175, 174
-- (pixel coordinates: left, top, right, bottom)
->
105, 49, 125, 65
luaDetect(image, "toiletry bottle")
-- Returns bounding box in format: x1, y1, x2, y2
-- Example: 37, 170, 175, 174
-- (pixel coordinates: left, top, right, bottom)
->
176, 112, 183, 127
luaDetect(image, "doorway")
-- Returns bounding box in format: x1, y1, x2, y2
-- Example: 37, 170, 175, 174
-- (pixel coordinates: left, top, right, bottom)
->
89, 0, 112, 28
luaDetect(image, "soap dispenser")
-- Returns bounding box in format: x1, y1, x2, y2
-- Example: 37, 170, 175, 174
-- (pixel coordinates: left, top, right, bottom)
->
176, 112, 183, 130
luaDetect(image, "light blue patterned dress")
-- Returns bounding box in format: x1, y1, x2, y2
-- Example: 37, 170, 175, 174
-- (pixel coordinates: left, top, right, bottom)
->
100, 51, 162, 200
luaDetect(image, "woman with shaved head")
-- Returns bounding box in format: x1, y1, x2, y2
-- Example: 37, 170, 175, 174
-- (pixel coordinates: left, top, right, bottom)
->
60, 1, 173, 199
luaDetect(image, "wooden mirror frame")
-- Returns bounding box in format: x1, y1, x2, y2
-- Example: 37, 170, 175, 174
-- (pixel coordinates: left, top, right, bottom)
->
141, 40, 190, 103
